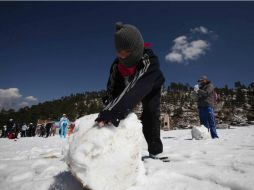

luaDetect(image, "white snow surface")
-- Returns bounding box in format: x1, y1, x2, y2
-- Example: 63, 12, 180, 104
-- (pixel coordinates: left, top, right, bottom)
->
0, 113, 254, 190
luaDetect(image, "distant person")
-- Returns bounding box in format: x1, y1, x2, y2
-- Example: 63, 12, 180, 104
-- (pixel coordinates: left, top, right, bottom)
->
40, 124, 46, 137
95, 22, 166, 159
13, 124, 20, 139
27, 123, 33, 137
35, 125, 41, 136
21, 123, 28, 137
6, 118, 14, 137
45, 121, 53, 138
59, 114, 70, 138
7, 120, 19, 139
50, 123, 57, 136
1, 125, 7, 138
29, 123, 36, 137
194, 75, 219, 139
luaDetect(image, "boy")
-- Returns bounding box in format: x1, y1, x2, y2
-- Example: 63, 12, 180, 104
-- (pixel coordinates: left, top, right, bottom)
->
95, 22, 165, 158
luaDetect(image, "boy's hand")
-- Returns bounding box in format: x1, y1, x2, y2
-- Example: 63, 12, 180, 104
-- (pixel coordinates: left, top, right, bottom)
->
97, 121, 106, 128
95, 110, 120, 127
96, 121, 112, 128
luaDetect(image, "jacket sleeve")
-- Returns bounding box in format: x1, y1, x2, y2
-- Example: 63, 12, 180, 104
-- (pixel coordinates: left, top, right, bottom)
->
96, 56, 164, 127
198, 84, 214, 98
103, 59, 119, 105
59, 118, 63, 126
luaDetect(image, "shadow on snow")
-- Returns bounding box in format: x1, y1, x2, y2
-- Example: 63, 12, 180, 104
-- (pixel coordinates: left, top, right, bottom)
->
49, 171, 89, 190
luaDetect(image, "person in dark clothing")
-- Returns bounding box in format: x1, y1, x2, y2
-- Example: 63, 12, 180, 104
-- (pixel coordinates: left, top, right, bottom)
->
95, 22, 165, 157
27, 124, 32, 137
40, 124, 46, 137
194, 75, 219, 139
13, 124, 20, 139
45, 122, 52, 138
28, 123, 35, 137
6, 119, 14, 137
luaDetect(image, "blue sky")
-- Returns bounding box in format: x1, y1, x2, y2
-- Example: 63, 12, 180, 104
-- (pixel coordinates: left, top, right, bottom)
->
0, 2, 254, 110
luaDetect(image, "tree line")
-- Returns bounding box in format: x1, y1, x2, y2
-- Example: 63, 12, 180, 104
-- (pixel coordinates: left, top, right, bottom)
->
0, 81, 253, 128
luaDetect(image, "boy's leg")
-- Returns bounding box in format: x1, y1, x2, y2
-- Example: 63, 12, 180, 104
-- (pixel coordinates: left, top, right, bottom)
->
141, 88, 163, 155
208, 107, 219, 138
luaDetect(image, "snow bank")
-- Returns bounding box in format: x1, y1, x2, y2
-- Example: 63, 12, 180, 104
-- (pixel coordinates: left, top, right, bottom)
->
191, 125, 211, 140
65, 113, 144, 190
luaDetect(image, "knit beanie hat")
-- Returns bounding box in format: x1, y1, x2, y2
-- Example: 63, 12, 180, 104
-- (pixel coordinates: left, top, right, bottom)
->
114, 22, 144, 68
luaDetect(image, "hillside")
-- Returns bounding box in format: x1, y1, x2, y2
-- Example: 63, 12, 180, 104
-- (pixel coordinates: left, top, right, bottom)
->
0, 81, 253, 129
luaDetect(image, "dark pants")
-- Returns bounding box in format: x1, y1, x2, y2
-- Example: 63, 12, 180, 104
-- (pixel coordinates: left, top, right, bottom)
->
46, 128, 51, 138
1, 131, 6, 138
141, 87, 163, 155
21, 130, 26, 137
199, 106, 219, 139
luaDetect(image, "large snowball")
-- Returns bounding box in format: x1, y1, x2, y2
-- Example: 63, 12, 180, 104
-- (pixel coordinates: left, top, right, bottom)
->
191, 125, 211, 140
65, 113, 144, 190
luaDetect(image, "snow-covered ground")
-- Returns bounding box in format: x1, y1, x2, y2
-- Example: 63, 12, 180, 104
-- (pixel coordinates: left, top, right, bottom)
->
0, 114, 254, 190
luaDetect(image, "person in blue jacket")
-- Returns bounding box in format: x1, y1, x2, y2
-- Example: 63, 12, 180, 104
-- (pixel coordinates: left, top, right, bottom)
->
95, 22, 165, 159
59, 114, 70, 138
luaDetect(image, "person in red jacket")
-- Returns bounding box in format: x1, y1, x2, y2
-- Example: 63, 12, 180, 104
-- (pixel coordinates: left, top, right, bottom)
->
95, 22, 165, 158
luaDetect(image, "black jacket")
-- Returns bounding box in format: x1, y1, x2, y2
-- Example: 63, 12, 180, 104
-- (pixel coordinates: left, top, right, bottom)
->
96, 48, 165, 127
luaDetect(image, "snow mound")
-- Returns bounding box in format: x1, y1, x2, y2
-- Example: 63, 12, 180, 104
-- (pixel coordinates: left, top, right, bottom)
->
191, 125, 211, 140
65, 113, 144, 190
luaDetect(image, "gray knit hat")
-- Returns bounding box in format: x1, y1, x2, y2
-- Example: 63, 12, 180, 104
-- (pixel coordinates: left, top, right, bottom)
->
114, 22, 144, 67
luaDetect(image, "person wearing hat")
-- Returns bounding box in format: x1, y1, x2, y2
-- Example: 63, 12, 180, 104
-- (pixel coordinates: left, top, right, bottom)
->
194, 75, 219, 139
59, 114, 70, 138
95, 22, 165, 159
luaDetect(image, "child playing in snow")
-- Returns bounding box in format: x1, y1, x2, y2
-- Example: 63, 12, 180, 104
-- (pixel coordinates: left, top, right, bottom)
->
95, 22, 165, 158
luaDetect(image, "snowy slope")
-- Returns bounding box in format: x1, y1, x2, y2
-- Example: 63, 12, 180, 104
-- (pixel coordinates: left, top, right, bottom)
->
0, 114, 254, 190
